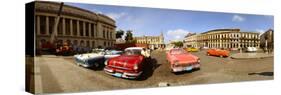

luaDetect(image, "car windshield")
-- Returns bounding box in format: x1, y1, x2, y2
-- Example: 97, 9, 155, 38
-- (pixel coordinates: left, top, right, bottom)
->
124, 49, 141, 55
105, 51, 123, 55
171, 49, 188, 55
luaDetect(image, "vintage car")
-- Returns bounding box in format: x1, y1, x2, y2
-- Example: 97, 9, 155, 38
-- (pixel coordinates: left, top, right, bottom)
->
246, 47, 258, 52
104, 50, 123, 60
207, 48, 229, 57
74, 53, 104, 68
104, 47, 147, 79
74, 49, 122, 68
186, 47, 199, 52
166, 48, 200, 73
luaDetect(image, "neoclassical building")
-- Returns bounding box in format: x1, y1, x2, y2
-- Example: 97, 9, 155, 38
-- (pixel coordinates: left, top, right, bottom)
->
35, 1, 116, 50
184, 29, 260, 49
134, 33, 165, 49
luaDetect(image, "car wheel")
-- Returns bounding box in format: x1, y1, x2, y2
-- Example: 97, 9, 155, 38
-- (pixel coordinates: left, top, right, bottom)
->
94, 63, 99, 68
76, 63, 80, 66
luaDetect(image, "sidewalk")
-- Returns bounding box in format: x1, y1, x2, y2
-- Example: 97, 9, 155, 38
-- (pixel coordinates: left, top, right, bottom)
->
230, 52, 274, 59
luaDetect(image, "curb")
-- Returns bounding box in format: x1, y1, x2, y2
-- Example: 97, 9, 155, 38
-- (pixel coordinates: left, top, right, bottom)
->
230, 55, 273, 59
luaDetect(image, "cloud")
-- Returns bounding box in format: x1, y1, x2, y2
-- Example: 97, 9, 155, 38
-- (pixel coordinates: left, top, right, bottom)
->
256, 29, 265, 36
232, 15, 245, 22
167, 29, 189, 41
106, 12, 127, 20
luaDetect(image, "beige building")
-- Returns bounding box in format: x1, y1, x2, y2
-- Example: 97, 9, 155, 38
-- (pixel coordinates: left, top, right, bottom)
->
134, 33, 165, 49
260, 29, 274, 52
184, 29, 260, 49
35, 1, 116, 50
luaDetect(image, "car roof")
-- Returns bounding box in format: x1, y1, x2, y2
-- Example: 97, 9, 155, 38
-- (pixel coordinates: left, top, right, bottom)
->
125, 47, 144, 50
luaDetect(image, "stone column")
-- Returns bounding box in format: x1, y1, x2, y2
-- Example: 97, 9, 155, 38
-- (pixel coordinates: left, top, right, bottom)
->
46, 16, 49, 35
36, 16, 40, 35
70, 19, 73, 36
62, 18, 66, 35
88, 23, 91, 37
98, 22, 103, 38
83, 22, 86, 37
77, 20, 80, 37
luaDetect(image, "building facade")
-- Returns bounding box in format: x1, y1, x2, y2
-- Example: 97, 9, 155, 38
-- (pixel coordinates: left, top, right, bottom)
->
35, 1, 116, 50
260, 29, 274, 52
134, 33, 165, 49
184, 29, 260, 49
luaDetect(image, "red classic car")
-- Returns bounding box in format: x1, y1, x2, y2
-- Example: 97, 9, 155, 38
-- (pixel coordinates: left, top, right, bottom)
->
166, 48, 200, 73
104, 47, 146, 79
207, 48, 229, 57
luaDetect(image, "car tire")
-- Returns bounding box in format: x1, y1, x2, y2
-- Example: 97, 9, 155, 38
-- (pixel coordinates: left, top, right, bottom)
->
76, 63, 81, 66
94, 63, 99, 68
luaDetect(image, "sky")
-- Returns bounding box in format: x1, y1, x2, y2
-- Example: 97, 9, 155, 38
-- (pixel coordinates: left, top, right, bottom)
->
66, 2, 274, 43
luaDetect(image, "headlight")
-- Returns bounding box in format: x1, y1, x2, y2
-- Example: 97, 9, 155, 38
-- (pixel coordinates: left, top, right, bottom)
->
104, 60, 108, 65
173, 60, 179, 65
197, 58, 200, 63
133, 64, 138, 70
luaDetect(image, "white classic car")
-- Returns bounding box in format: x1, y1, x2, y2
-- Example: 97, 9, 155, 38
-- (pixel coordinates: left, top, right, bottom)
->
74, 50, 123, 68
246, 47, 258, 52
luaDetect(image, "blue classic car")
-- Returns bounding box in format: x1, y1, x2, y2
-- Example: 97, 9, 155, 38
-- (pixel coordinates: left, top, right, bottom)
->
74, 49, 123, 68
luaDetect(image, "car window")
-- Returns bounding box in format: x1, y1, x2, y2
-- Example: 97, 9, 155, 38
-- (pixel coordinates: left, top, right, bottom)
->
124, 49, 141, 55
170, 49, 187, 55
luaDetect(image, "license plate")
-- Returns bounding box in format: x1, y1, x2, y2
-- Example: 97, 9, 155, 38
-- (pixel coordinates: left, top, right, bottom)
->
185, 66, 193, 71
113, 73, 122, 77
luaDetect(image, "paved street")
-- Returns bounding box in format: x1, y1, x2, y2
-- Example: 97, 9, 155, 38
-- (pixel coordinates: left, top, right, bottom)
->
34, 50, 273, 93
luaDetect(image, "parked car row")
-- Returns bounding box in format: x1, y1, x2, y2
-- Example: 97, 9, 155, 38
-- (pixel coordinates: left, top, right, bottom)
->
73, 46, 235, 80
74, 47, 151, 79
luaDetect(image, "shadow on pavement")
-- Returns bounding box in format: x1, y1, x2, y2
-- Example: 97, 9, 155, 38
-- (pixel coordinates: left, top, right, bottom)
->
137, 58, 161, 81
248, 72, 274, 76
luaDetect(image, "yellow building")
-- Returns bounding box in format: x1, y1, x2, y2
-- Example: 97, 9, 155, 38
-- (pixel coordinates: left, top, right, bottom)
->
35, 1, 116, 49
184, 29, 260, 49
134, 33, 165, 49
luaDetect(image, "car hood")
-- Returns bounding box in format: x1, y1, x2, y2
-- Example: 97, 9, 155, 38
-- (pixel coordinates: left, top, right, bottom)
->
170, 54, 198, 64
109, 55, 143, 65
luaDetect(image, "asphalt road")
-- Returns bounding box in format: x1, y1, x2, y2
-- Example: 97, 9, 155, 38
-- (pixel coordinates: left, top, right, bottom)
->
34, 50, 273, 94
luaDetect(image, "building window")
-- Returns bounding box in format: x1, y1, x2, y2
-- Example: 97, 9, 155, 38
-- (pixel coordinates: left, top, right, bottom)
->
85, 22, 89, 37
40, 39, 46, 48
91, 24, 95, 37
86, 41, 90, 47
104, 41, 106, 47
40, 16, 46, 35
57, 18, 63, 35
80, 40, 84, 46
103, 29, 105, 38
92, 41, 95, 48
73, 40, 78, 46
48, 16, 55, 35
66, 40, 71, 45
79, 21, 84, 36
106, 30, 109, 39
73, 20, 77, 36
65, 18, 70, 35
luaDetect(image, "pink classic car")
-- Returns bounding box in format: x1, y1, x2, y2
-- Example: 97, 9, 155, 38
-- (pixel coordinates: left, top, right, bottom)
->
166, 48, 200, 72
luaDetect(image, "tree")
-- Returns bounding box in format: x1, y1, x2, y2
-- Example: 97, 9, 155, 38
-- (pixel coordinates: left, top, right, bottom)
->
172, 41, 183, 47
125, 30, 133, 42
116, 30, 124, 39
